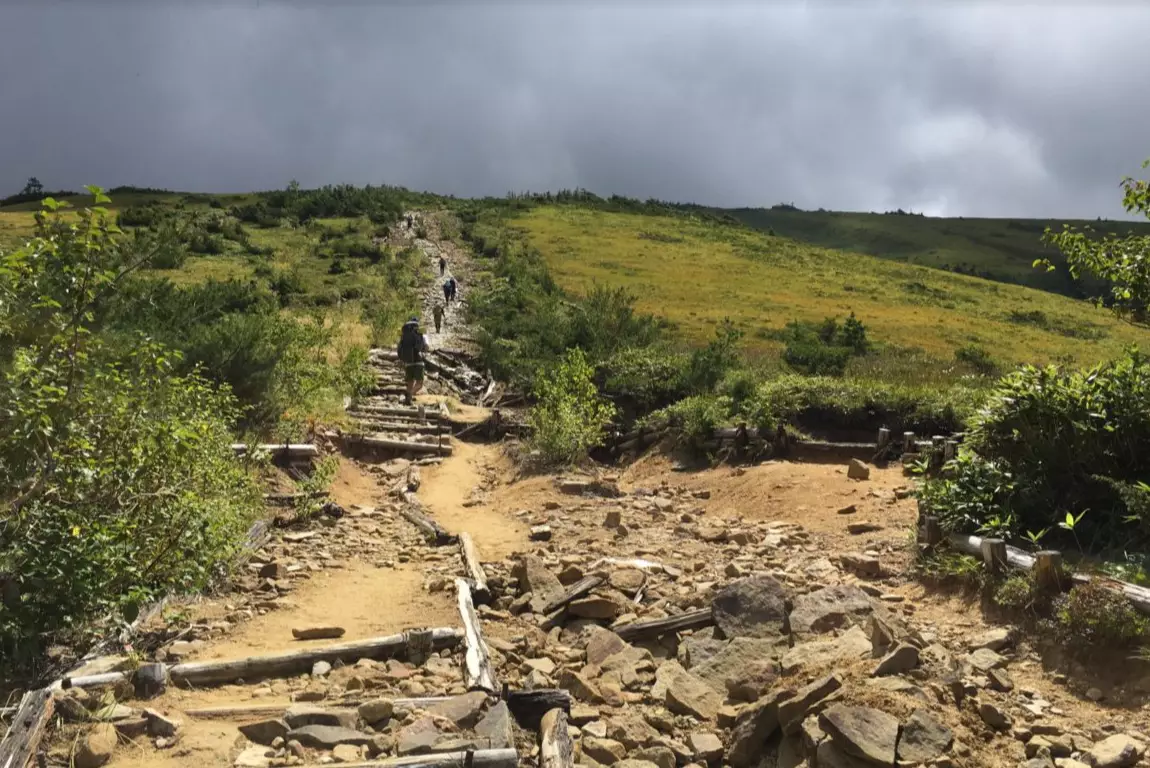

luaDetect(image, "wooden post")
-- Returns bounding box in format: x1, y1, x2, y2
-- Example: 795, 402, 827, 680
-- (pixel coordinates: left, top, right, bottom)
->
931, 436, 945, 469
920, 516, 944, 548
1035, 551, 1064, 594
902, 431, 915, 453
456, 579, 497, 693
980, 538, 1007, 576
539, 709, 575, 768
877, 428, 891, 450
944, 439, 957, 462
405, 628, 435, 666
0, 688, 54, 768
505, 690, 571, 731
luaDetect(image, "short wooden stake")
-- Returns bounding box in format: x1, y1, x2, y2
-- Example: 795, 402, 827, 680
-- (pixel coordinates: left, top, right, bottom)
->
980, 538, 1007, 576
920, 516, 944, 548
877, 428, 891, 449
902, 431, 915, 453
1035, 551, 1064, 593
944, 439, 957, 462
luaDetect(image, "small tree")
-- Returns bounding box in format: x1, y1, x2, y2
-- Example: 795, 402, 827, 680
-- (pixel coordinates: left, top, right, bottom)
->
529, 348, 616, 465
1040, 159, 1150, 323
19, 177, 43, 198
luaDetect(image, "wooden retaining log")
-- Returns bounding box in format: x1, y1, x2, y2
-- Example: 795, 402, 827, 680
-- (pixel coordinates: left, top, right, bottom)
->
60, 629, 464, 690
399, 492, 457, 546
183, 696, 453, 720
295, 749, 519, 768
456, 579, 497, 693
231, 443, 319, 458
342, 434, 453, 456
0, 687, 54, 768
458, 533, 490, 603
614, 608, 714, 642
539, 576, 604, 615
540, 709, 575, 768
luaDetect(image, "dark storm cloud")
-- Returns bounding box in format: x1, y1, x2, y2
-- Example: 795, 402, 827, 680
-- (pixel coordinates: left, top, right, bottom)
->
1, 2, 1148, 218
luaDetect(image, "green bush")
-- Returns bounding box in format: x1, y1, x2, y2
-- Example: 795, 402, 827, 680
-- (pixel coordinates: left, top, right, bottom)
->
648, 394, 732, 447
599, 346, 690, 413
1050, 581, 1149, 648
779, 314, 868, 376
954, 343, 999, 375
529, 349, 616, 465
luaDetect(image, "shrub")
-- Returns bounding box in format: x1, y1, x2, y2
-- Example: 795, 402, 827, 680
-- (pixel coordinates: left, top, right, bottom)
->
269, 269, 307, 305
599, 346, 690, 414
954, 344, 999, 375
993, 574, 1036, 611
1050, 581, 1150, 649
684, 320, 743, 393
779, 315, 868, 376
649, 394, 732, 447
529, 348, 616, 465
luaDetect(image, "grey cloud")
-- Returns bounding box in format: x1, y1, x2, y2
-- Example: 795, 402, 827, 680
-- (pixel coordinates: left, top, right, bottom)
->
1, 2, 1148, 218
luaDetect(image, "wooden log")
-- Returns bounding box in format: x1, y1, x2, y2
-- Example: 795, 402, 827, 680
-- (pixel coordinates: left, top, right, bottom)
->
920, 516, 943, 548
1034, 551, 1065, 594
980, 538, 1007, 576
505, 689, 571, 731
353, 421, 445, 435
61, 629, 463, 690
263, 490, 329, 506
456, 579, 497, 693
902, 431, 915, 453
944, 439, 958, 462
293, 749, 518, 768
458, 533, 490, 603
343, 435, 453, 456
614, 608, 714, 642
399, 493, 457, 546
877, 428, 891, 449
539, 576, 604, 616
540, 709, 575, 768
0, 687, 53, 768
349, 405, 442, 421
232, 443, 319, 458
183, 696, 452, 720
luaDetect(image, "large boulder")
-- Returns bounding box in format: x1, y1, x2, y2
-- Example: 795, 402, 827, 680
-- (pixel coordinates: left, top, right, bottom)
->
666, 669, 722, 721
1084, 734, 1146, 768
711, 576, 789, 638
897, 709, 953, 763
819, 705, 899, 766
691, 637, 781, 699
781, 625, 872, 673
788, 585, 874, 636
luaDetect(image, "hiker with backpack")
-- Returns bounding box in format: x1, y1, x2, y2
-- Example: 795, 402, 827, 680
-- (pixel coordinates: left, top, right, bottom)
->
442, 278, 452, 303
447, 276, 458, 303
433, 303, 445, 333
397, 317, 429, 405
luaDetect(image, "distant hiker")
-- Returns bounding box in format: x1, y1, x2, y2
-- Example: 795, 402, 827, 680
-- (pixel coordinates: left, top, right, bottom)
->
406, 215, 414, 229
439, 255, 447, 276
433, 303, 445, 333
442, 278, 452, 303
397, 317, 429, 405
447, 276, 458, 303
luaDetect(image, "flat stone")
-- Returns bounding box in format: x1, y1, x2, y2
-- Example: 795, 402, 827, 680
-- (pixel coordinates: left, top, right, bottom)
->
633, 746, 677, 768
233, 744, 273, 768
781, 625, 872, 673
988, 667, 1015, 692
287, 725, 374, 749
841, 553, 881, 577
475, 701, 514, 749
583, 736, 627, 764
607, 713, 660, 749
284, 705, 355, 730
788, 584, 874, 636
396, 717, 448, 756
143, 708, 181, 737
569, 704, 599, 726
679, 634, 728, 669
819, 705, 899, 765
816, 739, 875, 768
847, 459, 870, 480
692, 637, 780, 698
710, 575, 789, 639
529, 524, 552, 541
428, 691, 488, 728
967, 647, 1007, 672
778, 674, 843, 733
872, 643, 919, 676
969, 627, 1013, 651
837, 504, 857, 515
609, 569, 647, 595
650, 660, 690, 702
332, 744, 363, 762
898, 709, 954, 763
559, 668, 604, 703
570, 596, 623, 619
1085, 734, 1145, 768
585, 626, 628, 666
75, 723, 117, 768
292, 626, 346, 640
358, 699, 394, 725
666, 669, 723, 721
726, 688, 793, 768
977, 701, 1012, 731
688, 732, 723, 763
516, 554, 564, 612
238, 719, 289, 746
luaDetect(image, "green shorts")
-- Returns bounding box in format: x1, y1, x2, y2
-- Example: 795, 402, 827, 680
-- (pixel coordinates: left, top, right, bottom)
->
404, 363, 425, 383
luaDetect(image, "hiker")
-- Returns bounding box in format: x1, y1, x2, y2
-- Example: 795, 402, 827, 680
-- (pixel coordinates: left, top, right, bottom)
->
397, 317, 429, 405
439, 255, 447, 276
447, 276, 458, 303
442, 278, 452, 303
406, 214, 414, 229
433, 303, 445, 333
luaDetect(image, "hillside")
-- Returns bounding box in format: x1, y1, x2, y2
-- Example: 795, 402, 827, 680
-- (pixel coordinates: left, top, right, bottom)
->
512, 205, 1150, 367
723, 206, 1150, 298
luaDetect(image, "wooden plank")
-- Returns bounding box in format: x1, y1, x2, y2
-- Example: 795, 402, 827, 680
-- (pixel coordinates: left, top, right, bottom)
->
539, 576, 604, 616
183, 697, 452, 720
456, 579, 497, 693
540, 709, 575, 768
399, 493, 457, 546
614, 608, 714, 642
0, 687, 54, 768
343, 435, 453, 456
293, 749, 518, 768
231, 443, 319, 458
459, 533, 490, 603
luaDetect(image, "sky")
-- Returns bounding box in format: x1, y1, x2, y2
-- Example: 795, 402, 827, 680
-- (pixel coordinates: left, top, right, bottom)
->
1, 1, 1148, 219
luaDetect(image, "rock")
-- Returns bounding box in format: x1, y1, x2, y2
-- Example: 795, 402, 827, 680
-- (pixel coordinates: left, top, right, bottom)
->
837, 504, 857, 515
585, 626, 628, 666
688, 733, 723, 763
292, 626, 346, 640
988, 667, 1015, 692
666, 669, 723, 721
570, 596, 623, 619
311, 660, 332, 677
517, 554, 565, 612
815, 739, 876, 768
846, 521, 883, 534
819, 705, 899, 765
583, 737, 628, 764
609, 569, 646, 595
726, 688, 792, 768
428, 692, 488, 728
607, 713, 660, 748
284, 705, 356, 729
332, 744, 363, 762
710, 576, 789, 639
847, 459, 870, 480
841, 553, 881, 577
604, 510, 622, 528
475, 701, 514, 748
239, 719, 289, 746
529, 524, 552, 541
692, 637, 780, 698
781, 625, 872, 673
397, 717, 445, 756
788, 584, 873, 636
559, 668, 604, 703
967, 647, 1007, 672
1084, 734, 1145, 767
872, 643, 919, 676
898, 709, 954, 763
288, 725, 374, 749
615, 761, 659, 768
778, 674, 842, 733
112, 718, 149, 739
525, 657, 557, 675
233, 744, 273, 768
650, 660, 690, 702
977, 701, 1012, 731
559, 564, 584, 584
634, 746, 677, 768
358, 698, 394, 725
74, 723, 117, 768
1085, 687, 1104, 702
143, 708, 181, 737
679, 634, 728, 669
969, 627, 1013, 652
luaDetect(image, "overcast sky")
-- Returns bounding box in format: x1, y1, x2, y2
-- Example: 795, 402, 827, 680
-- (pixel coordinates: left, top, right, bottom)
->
1, 2, 1147, 219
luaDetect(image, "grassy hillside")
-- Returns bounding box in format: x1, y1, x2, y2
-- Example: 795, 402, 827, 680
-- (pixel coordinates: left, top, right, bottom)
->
724, 207, 1150, 298
513, 205, 1150, 367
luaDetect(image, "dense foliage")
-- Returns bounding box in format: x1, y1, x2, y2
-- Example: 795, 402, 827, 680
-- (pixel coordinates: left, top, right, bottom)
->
529, 349, 616, 465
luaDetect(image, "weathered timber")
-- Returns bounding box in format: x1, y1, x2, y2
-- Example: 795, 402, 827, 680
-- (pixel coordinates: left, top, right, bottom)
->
295, 750, 518, 768
538, 576, 604, 615
183, 697, 452, 720
1035, 550, 1065, 595
0, 687, 54, 768
263, 490, 329, 506
348, 404, 442, 421
505, 689, 571, 731
540, 709, 575, 768
61, 629, 463, 689
614, 608, 714, 642
352, 421, 444, 435
458, 533, 490, 603
456, 579, 497, 693
342, 435, 453, 456
399, 492, 457, 546
231, 443, 319, 458
981, 538, 1007, 576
